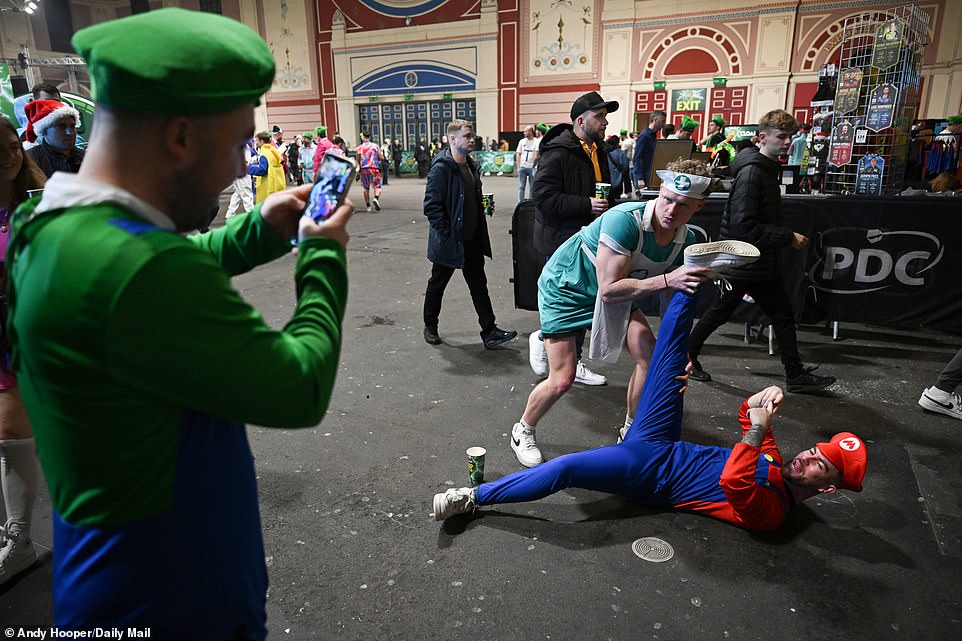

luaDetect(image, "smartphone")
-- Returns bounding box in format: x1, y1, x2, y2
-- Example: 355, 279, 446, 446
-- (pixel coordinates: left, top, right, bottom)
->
305, 154, 356, 223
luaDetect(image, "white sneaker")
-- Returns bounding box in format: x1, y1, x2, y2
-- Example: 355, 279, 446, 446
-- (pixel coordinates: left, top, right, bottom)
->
372, 196, 381, 211
684, 240, 760, 273
0, 528, 38, 586
433, 487, 476, 521
528, 332, 548, 377
918, 386, 962, 420
511, 422, 544, 467
365, 205, 372, 212
575, 361, 607, 386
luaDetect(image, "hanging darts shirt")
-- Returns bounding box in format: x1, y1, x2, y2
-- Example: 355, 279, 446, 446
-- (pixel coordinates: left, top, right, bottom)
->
6, 173, 348, 638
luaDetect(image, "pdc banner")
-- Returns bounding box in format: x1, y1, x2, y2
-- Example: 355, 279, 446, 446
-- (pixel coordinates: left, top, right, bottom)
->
601, 196, 962, 334
807, 200, 962, 334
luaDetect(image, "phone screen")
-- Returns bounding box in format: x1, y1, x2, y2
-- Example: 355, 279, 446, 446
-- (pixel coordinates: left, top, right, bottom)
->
305, 155, 355, 223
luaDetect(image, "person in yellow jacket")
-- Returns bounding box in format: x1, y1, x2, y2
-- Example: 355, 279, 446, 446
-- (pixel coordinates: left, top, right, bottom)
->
248, 131, 287, 202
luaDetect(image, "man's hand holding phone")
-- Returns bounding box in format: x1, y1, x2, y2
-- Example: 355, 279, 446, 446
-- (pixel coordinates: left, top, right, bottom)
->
299, 198, 353, 247
298, 153, 356, 246
259, 184, 354, 248
260, 183, 313, 241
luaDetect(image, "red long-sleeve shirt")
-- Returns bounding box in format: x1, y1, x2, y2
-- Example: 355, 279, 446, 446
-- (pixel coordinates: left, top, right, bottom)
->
674, 400, 794, 532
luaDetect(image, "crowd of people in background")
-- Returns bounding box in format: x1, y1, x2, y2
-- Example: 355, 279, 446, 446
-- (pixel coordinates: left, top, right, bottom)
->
2, 17, 961, 632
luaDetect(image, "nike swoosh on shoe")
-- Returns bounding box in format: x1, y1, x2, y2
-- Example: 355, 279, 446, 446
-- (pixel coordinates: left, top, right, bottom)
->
924, 394, 954, 409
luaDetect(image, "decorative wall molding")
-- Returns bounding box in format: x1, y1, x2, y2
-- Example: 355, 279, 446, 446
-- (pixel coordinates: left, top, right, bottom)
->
352, 60, 477, 96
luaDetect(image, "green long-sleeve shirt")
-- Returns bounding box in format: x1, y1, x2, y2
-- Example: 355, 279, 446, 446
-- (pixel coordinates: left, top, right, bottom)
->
8, 195, 347, 526
7, 184, 349, 634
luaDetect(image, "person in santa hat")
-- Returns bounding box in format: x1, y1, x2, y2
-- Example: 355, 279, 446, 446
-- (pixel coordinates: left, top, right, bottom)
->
24, 99, 84, 177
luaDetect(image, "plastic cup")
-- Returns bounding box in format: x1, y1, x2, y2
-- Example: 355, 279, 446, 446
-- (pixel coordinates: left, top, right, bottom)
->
481, 193, 495, 216
595, 182, 611, 200
466, 447, 486, 486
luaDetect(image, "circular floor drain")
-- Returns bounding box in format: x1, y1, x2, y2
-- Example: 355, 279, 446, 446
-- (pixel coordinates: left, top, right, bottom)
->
632, 537, 674, 563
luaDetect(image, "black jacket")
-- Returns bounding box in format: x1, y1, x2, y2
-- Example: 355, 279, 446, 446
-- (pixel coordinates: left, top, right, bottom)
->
27, 142, 84, 178
531, 124, 614, 255
720, 147, 795, 280
415, 142, 430, 163
423, 149, 492, 269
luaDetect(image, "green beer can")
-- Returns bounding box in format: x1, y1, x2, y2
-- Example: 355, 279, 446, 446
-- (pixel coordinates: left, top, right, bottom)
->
466, 447, 486, 486
481, 193, 495, 216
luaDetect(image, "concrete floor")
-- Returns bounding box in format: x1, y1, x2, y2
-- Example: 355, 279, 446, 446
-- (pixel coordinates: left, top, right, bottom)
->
2, 171, 961, 640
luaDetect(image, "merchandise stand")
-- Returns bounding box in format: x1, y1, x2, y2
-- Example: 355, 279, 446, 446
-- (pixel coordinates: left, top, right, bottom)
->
824, 4, 930, 195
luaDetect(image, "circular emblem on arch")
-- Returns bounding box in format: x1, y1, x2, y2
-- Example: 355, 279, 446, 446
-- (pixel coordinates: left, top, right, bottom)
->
404, 71, 418, 88
359, 0, 448, 18
674, 175, 692, 192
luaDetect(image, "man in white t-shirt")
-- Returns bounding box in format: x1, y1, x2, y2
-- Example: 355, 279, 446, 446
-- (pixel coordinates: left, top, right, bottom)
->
515, 125, 540, 201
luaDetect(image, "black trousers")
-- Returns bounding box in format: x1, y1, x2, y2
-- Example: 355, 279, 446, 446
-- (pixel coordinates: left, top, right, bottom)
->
688, 276, 803, 377
935, 346, 962, 392
394, 159, 402, 177
423, 238, 496, 334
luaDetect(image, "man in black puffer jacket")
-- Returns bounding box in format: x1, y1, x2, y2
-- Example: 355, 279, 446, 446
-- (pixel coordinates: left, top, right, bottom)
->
532, 91, 618, 255
526, 92, 619, 388
687, 109, 836, 394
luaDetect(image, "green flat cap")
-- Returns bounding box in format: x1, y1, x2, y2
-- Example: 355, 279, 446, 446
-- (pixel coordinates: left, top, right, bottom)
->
316, 125, 327, 134
72, 8, 275, 115
302, 131, 314, 139
712, 115, 726, 127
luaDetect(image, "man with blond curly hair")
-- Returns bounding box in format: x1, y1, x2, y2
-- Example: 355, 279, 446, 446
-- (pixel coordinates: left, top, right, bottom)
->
509, 158, 732, 468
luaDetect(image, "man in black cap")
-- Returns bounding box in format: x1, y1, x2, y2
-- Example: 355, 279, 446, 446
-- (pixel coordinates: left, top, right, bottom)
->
526, 92, 619, 406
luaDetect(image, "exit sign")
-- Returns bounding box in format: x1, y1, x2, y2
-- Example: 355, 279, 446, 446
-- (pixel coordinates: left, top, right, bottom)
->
442, 93, 453, 100
404, 94, 414, 101
368, 96, 378, 103
653, 81, 666, 90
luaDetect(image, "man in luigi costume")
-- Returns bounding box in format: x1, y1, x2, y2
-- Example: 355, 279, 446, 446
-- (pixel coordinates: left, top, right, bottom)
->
676, 116, 699, 150
700, 114, 728, 151
6, 9, 352, 637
